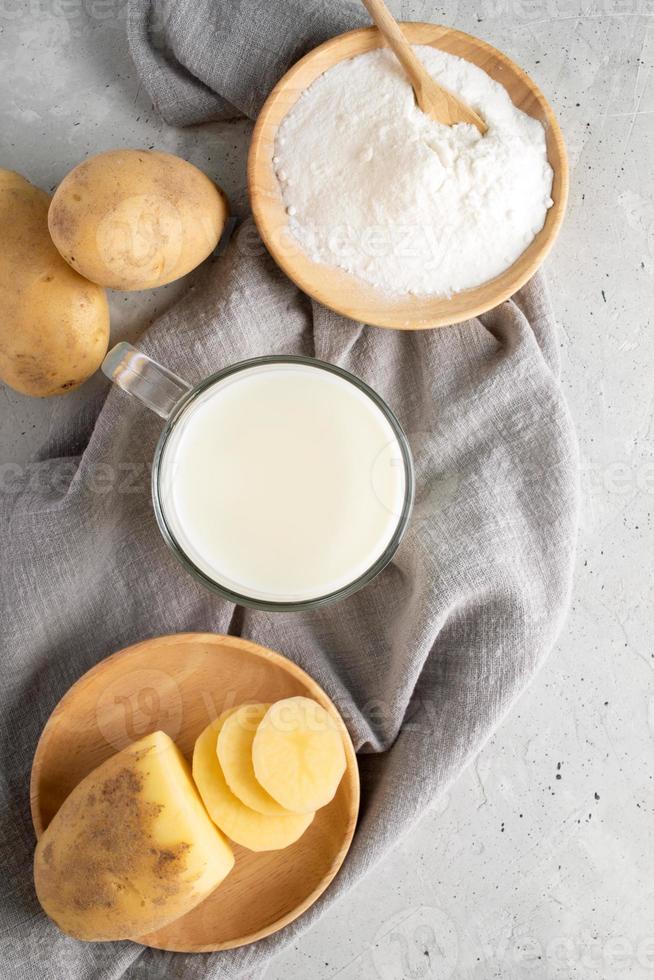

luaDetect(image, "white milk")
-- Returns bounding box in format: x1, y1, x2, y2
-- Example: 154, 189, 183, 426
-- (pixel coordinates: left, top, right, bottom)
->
158, 361, 408, 603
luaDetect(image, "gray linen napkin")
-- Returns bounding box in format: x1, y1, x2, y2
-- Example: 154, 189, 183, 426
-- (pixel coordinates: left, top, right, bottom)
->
0, 1, 579, 977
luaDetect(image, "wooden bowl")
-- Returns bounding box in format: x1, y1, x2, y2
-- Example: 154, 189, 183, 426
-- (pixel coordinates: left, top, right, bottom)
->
248, 23, 568, 330
30, 633, 360, 952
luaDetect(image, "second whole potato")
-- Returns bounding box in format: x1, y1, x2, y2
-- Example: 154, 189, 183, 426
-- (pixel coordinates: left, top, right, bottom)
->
48, 149, 230, 291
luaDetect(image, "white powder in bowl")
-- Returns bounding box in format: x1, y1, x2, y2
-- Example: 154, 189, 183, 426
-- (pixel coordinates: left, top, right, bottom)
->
274, 46, 554, 297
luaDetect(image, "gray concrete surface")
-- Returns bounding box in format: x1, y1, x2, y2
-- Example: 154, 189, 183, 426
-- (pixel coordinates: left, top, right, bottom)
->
2, 1, 653, 978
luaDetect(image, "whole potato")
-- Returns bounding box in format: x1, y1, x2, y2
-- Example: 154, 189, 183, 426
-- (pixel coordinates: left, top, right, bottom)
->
48, 149, 230, 290
0, 170, 110, 397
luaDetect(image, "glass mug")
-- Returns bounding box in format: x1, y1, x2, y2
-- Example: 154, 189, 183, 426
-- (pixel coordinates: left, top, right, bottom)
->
102, 343, 415, 612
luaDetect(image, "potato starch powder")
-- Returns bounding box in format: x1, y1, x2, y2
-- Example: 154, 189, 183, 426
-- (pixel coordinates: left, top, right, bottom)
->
274, 47, 554, 297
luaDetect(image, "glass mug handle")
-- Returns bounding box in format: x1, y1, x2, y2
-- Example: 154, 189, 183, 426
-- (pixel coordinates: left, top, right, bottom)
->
101, 343, 192, 420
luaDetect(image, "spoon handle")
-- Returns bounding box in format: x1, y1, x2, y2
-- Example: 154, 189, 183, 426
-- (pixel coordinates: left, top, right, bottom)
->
360, 0, 488, 133
361, 0, 432, 101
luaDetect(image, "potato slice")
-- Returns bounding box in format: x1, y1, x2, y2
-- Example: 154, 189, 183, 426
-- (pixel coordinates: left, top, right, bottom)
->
33, 730, 234, 942
252, 697, 346, 814
193, 711, 314, 851
217, 703, 290, 816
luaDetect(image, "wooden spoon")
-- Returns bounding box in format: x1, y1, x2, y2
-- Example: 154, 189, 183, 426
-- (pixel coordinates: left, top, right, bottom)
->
361, 0, 487, 134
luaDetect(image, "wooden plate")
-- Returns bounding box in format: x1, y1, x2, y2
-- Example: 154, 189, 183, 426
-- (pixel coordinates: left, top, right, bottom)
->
30, 633, 360, 952
248, 23, 568, 330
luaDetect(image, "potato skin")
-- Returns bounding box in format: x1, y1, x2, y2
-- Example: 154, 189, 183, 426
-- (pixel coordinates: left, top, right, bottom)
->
48, 149, 230, 290
0, 170, 110, 397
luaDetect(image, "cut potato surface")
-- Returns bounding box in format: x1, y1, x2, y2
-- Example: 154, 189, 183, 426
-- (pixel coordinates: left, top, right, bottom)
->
217, 703, 291, 816
193, 711, 314, 851
33, 730, 234, 942
252, 697, 346, 814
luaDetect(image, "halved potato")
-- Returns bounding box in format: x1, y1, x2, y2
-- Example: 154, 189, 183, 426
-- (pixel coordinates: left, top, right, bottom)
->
193, 711, 314, 851
33, 731, 234, 942
252, 697, 346, 814
217, 703, 290, 816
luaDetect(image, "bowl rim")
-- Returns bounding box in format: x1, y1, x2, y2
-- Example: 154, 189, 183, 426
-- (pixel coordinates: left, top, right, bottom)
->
248, 22, 569, 330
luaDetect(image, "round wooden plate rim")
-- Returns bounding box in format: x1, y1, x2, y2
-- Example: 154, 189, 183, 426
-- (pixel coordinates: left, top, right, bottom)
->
30, 632, 360, 952
248, 22, 569, 330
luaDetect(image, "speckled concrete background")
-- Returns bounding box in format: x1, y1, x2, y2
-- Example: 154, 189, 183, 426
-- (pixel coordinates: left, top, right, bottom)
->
1, 1, 653, 978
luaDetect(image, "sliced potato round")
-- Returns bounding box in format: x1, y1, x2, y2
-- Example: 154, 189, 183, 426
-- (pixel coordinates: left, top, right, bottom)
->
252, 697, 346, 814
217, 703, 290, 816
192, 710, 314, 851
